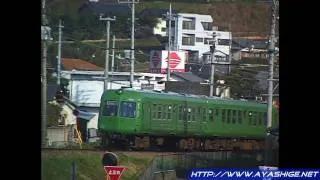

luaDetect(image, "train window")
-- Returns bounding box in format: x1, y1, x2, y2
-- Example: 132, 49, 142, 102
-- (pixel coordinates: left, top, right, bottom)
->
203, 108, 207, 122
187, 107, 191, 122
264, 112, 267, 126
221, 109, 225, 123
157, 105, 162, 119
119, 101, 136, 118
179, 106, 183, 120
252, 112, 257, 126
227, 110, 232, 124
103, 100, 118, 116
208, 109, 214, 122
216, 109, 219, 120
248, 111, 253, 124
167, 105, 172, 120
258, 112, 263, 125
232, 110, 237, 124
162, 105, 167, 120
192, 108, 196, 121
238, 111, 243, 124
152, 104, 157, 119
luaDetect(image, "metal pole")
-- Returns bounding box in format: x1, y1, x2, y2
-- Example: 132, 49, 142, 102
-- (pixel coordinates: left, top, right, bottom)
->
117, 0, 138, 87
111, 34, 115, 89
57, 19, 63, 85
100, 16, 116, 91
228, 23, 232, 75
209, 33, 216, 97
167, 3, 172, 81
130, 0, 135, 88
265, 0, 278, 165
41, 0, 48, 148
71, 162, 77, 180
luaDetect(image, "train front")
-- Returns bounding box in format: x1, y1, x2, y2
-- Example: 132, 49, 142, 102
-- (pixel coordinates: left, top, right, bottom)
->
98, 89, 141, 148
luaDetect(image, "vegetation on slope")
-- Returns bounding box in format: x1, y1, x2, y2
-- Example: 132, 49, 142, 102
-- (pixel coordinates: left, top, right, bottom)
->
42, 150, 151, 180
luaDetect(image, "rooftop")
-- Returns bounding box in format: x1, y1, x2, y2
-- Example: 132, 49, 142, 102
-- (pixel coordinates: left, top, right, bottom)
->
62, 58, 104, 71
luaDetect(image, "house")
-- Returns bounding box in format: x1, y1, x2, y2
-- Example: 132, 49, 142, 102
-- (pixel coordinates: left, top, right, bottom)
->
153, 12, 231, 64
46, 84, 78, 147
231, 39, 279, 61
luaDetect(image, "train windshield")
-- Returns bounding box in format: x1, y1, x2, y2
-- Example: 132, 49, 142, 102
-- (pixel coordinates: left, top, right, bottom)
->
103, 100, 118, 116
120, 101, 136, 118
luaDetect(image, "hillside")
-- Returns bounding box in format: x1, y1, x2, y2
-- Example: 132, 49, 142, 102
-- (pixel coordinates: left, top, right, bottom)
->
47, 0, 272, 36
138, 1, 272, 35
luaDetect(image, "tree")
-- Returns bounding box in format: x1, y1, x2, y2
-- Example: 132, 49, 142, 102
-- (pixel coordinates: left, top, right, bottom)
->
47, 102, 63, 127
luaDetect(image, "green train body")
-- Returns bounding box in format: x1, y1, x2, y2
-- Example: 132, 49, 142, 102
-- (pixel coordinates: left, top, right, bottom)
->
98, 88, 279, 150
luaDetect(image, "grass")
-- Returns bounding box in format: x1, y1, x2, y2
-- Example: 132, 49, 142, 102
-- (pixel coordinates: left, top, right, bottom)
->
42, 150, 151, 180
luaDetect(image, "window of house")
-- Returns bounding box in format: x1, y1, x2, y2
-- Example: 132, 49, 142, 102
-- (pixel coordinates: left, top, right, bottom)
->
103, 100, 118, 116
204, 38, 214, 45
182, 35, 195, 46
196, 37, 204, 42
182, 20, 195, 30
161, 27, 166, 32
201, 22, 213, 31
218, 39, 230, 46
120, 101, 136, 118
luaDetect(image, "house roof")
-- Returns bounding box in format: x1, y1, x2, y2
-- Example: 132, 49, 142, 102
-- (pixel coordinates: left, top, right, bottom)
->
171, 72, 204, 83
78, 1, 130, 15
232, 39, 268, 50
62, 58, 104, 71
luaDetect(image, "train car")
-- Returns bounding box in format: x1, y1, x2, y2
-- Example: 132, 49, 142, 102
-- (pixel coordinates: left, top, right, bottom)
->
98, 88, 279, 151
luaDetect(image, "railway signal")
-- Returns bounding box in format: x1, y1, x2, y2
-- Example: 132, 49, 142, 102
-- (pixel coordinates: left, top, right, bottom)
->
102, 152, 126, 180
104, 166, 126, 180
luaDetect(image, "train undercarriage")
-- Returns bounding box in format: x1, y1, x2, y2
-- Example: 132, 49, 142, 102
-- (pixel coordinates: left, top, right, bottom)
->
100, 132, 276, 151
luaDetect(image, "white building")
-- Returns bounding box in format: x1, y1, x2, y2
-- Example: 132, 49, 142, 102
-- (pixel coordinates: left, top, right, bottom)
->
157, 13, 232, 64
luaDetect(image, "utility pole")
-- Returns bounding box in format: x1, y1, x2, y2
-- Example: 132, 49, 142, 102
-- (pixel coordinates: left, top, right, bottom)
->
209, 32, 217, 97
110, 34, 115, 89
57, 19, 63, 85
228, 23, 232, 75
166, 3, 172, 81
41, 0, 50, 148
265, 0, 278, 166
99, 15, 116, 91
118, 0, 139, 88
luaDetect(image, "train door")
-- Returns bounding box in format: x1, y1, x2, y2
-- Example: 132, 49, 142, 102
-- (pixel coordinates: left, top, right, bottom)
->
142, 102, 151, 132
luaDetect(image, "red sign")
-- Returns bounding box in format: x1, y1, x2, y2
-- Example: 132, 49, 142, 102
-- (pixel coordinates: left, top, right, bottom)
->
165, 52, 182, 68
104, 166, 126, 180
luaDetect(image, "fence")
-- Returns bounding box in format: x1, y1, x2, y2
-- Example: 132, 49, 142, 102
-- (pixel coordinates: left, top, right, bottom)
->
139, 150, 279, 180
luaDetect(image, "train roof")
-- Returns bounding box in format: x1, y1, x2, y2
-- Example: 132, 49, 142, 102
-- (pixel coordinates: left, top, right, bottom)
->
105, 88, 268, 108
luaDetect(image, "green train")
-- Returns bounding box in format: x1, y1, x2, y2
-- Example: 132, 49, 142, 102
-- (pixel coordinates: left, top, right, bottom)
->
98, 88, 279, 151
